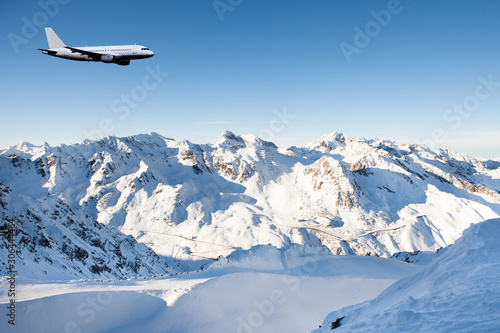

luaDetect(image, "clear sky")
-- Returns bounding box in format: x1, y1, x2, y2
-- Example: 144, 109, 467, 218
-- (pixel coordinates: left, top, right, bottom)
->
1, 0, 500, 158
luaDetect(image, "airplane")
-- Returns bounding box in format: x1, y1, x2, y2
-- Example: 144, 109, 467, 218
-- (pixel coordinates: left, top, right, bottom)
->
38, 27, 154, 66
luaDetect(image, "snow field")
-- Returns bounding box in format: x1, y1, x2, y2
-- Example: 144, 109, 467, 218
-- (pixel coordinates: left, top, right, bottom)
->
0, 245, 419, 333
314, 219, 500, 332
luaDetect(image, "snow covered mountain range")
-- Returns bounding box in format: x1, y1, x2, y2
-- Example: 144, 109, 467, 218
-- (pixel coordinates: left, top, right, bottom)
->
1, 131, 499, 280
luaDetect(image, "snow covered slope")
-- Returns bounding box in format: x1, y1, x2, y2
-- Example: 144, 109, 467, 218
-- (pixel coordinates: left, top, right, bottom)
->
0, 181, 188, 280
314, 218, 500, 332
0, 245, 419, 333
1, 132, 499, 279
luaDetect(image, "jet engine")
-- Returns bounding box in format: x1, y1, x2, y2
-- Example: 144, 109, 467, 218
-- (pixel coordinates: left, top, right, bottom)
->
100, 54, 115, 63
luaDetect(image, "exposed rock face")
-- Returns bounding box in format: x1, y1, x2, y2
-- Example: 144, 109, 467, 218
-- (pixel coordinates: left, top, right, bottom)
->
304, 155, 360, 209
0, 181, 186, 280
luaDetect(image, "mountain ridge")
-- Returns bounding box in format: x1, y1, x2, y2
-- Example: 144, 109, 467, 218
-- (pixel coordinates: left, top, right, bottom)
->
1, 131, 499, 279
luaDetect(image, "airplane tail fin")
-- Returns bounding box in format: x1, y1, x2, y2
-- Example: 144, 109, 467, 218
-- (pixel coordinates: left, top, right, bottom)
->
45, 27, 65, 49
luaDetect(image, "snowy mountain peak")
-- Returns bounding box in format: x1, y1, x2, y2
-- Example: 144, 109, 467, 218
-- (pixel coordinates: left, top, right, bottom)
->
16, 140, 36, 149
149, 131, 171, 139
211, 131, 277, 150
240, 133, 277, 149
211, 130, 245, 147
306, 132, 350, 149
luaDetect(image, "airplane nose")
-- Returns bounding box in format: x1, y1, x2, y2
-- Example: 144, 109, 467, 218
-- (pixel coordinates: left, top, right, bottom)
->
149, 50, 154, 57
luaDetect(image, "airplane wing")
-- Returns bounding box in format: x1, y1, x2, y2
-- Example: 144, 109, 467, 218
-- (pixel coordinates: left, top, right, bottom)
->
64, 46, 104, 60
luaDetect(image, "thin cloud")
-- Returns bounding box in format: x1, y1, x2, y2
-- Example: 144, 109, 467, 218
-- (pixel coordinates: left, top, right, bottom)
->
195, 121, 242, 125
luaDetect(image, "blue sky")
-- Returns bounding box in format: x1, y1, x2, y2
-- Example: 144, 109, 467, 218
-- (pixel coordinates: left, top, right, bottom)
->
1, 0, 500, 158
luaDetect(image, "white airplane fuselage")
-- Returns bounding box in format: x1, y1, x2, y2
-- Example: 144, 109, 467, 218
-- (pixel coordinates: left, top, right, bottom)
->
39, 28, 154, 66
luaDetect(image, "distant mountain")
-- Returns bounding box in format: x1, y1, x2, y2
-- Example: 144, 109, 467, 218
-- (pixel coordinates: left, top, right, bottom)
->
1, 131, 499, 279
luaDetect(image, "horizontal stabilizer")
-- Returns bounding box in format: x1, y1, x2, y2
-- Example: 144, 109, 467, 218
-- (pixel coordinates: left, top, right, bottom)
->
38, 48, 57, 56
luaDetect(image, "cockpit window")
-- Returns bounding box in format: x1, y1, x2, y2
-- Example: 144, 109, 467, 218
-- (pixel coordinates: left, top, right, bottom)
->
141, 47, 149, 50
